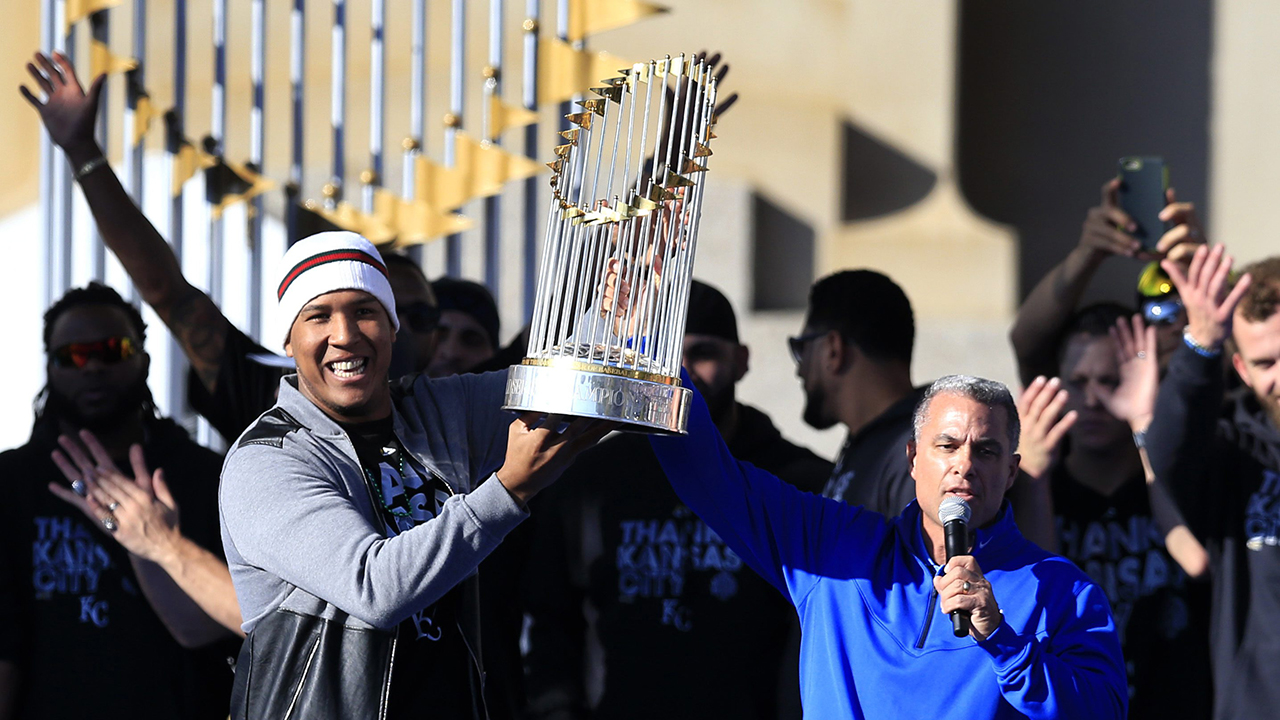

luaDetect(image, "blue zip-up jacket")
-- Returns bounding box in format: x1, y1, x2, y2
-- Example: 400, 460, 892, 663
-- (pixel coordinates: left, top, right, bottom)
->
650, 376, 1126, 719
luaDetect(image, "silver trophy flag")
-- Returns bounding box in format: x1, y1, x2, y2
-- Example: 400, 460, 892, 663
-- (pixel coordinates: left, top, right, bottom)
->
503, 53, 719, 434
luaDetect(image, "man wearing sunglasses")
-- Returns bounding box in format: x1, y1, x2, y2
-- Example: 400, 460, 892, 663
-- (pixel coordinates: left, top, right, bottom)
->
0, 284, 239, 720
789, 270, 924, 517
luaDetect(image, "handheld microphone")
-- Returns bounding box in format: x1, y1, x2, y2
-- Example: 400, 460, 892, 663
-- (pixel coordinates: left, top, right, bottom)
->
938, 497, 972, 637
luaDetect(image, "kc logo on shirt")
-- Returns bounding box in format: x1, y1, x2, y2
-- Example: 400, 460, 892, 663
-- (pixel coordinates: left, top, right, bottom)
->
1245, 470, 1280, 552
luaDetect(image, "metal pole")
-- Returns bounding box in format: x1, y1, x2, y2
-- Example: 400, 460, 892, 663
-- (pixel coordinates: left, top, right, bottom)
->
444, 0, 465, 277
483, 0, 503, 296
208, 0, 227, 309
88, 10, 108, 280
249, 0, 266, 339
404, 0, 426, 266
364, 0, 385, 214
557, 0, 569, 134
169, 0, 190, 424
286, 0, 304, 245
40, 0, 56, 308
56, 0, 73, 293
521, 0, 540, 319
330, 0, 347, 208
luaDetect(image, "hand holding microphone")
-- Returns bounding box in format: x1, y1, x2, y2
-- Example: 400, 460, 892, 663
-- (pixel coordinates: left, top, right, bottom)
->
934, 497, 1003, 641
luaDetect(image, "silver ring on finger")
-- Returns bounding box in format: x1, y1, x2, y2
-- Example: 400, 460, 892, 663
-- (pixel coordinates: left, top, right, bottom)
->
102, 515, 118, 533
71, 479, 87, 497
108, 501, 120, 512
1136, 351, 1147, 359
962, 581, 972, 593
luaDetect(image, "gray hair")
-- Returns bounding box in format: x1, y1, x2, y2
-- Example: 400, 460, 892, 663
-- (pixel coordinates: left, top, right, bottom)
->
911, 375, 1020, 452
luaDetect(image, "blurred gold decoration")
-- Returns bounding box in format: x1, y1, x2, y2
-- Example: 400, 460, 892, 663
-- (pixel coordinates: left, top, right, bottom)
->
539, 39, 635, 105
566, 0, 667, 42
89, 39, 137, 78
372, 189, 474, 246
208, 160, 276, 220
487, 95, 538, 139
303, 201, 398, 245
414, 133, 542, 211
171, 141, 217, 197
65, 1, 122, 30
131, 91, 155, 146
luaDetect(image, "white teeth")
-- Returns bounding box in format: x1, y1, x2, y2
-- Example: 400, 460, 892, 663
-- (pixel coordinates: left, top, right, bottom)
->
328, 358, 367, 378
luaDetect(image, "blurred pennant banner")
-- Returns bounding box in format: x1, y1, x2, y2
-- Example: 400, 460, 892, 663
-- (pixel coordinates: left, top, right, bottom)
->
207, 160, 276, 219
415, 133, 542, 211
539, 40, 635, 105
65, 1, 122, 31
89, 39, 136, 78
373, 189, 475, 246
567, 0, 667, 42
488, 95, 539, 139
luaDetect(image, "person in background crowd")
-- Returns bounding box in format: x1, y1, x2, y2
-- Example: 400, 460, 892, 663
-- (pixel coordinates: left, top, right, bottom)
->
523, 280, 831, 720
648, 370, 1128, 718
0, 284, 238, 720
1010, 177, 1202, 385
1146, 246, 1280, 720
218, 232, 612, 719
789, 270, 923, 516
429, 277, 501, 378
1010, 303, 1211, 719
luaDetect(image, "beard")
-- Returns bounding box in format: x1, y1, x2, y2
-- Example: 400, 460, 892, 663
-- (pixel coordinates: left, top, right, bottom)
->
43, 376, 151, 432
802, 383, 836, 430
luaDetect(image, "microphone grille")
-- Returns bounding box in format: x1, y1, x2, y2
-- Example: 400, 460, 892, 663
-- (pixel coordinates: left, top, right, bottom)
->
938, 497, 971, 525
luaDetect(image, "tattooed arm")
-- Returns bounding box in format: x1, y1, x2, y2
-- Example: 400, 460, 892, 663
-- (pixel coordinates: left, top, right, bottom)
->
20, 52, 229, 393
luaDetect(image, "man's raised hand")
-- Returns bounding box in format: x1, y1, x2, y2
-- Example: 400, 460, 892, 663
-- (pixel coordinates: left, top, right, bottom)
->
1162, 244, 1253, 351
19, 51, 104, 160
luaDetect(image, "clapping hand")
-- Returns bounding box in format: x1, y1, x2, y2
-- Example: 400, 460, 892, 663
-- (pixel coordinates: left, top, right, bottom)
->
1100, 314, 1160, 429
1015, 377, 1076, 480
49, 430, 183, 565
1162, 244, 1253, 351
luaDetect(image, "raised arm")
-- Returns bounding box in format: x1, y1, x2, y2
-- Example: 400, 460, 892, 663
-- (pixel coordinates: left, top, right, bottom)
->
1146, 246, 1253, 531
20, 52, 230, 393
649, 370, 882, 601
1107, 313, 1209, 577
1009, 376, 1076, 553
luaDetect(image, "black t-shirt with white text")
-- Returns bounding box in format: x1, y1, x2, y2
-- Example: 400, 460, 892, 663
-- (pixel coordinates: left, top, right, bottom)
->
1051, 464, 1212, 719
341, 417, 480, 720
0, 418, 235, 720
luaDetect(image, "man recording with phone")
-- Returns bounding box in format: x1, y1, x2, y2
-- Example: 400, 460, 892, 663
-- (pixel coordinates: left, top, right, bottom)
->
647, 372, 1127, 718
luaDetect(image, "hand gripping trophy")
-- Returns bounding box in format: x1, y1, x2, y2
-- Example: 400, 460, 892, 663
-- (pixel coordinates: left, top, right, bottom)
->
503, 53, 719, 433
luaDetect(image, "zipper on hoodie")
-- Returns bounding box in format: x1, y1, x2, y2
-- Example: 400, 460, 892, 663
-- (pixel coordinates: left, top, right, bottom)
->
915, 563, 945, 649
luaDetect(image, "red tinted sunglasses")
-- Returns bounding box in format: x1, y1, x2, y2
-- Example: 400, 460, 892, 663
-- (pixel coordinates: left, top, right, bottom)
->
51, 336, 138, 369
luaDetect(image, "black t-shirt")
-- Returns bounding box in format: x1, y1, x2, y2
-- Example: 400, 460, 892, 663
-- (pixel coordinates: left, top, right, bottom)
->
188, 325, 286, 444
524, 403, 832, 720
340, 417, 481, 720
0, 418, 236, 720
1051, 464, 1212, 720
821, 387, 925, 517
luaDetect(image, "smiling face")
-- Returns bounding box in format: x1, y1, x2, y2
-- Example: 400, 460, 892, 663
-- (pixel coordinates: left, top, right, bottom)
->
909, 392, 1019, 532
285, 289, 395, 423
1232, 309, 1280, 431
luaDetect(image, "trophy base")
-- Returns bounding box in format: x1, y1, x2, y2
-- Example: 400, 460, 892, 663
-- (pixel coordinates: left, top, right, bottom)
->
503, 362, 691, 434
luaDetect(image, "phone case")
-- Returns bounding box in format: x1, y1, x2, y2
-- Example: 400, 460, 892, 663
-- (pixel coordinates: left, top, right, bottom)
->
1117, 157, 1168, 251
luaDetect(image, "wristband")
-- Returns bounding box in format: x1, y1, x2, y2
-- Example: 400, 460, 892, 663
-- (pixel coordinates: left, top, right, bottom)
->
1183, 328, 1222, 358
73, 155, 108, 182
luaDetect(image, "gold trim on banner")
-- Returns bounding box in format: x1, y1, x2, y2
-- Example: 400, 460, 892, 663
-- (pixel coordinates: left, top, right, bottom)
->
66, 1, 122, 31
487, 95, 538, 140
89, 39, 137, 78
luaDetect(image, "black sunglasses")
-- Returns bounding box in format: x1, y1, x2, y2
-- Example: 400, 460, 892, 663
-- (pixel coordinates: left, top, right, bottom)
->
399, 301, 442, 334
787, 330, 827, 364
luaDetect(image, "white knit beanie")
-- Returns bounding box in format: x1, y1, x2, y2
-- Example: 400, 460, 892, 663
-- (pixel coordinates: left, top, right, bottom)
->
276, 231, 399, 349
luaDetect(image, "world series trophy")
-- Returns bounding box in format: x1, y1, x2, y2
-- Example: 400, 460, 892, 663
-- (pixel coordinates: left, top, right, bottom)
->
503, 53, 719, 434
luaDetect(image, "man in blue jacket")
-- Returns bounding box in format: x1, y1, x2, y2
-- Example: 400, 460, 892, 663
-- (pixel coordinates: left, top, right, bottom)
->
650, 372, 1127, 719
